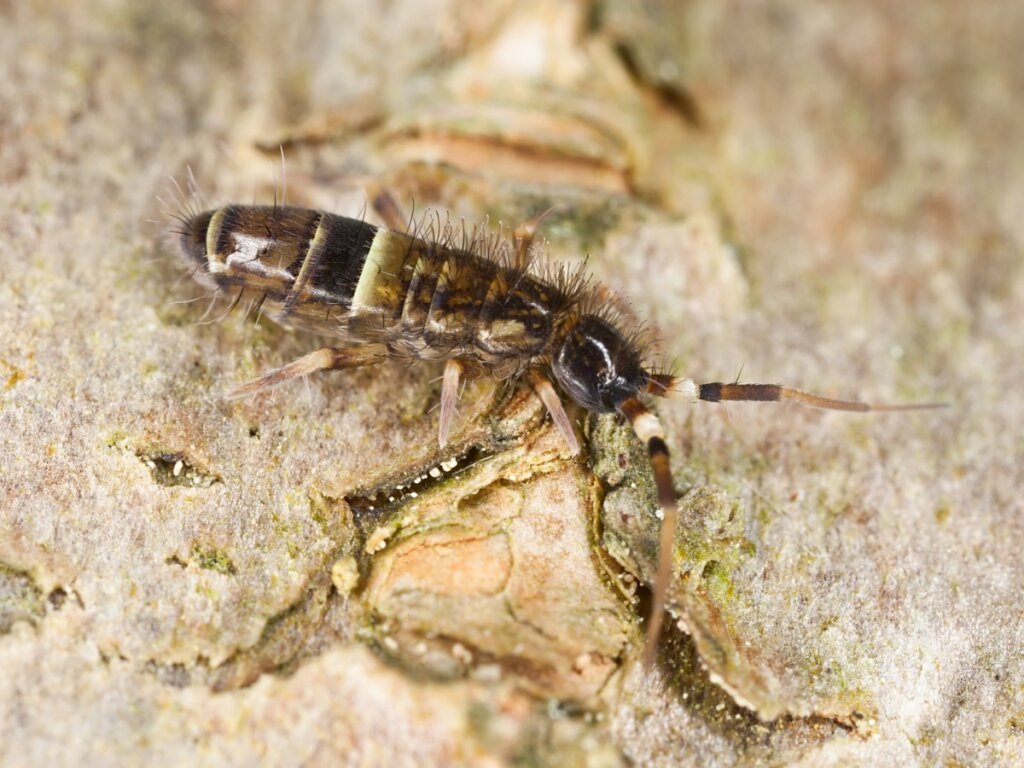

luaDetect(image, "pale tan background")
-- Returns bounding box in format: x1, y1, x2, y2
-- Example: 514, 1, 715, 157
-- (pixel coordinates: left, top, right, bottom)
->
1, 1, 1021, 766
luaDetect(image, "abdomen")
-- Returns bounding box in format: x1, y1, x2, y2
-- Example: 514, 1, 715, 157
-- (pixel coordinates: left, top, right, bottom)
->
180, 204, 388, 334
179, 204, 562, 365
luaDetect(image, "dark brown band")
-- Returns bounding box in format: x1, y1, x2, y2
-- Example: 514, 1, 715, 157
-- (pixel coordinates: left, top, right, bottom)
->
700, 382, 782, 403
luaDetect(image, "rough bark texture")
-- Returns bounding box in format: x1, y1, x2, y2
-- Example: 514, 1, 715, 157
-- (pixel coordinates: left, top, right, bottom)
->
1, 1, 1021, 766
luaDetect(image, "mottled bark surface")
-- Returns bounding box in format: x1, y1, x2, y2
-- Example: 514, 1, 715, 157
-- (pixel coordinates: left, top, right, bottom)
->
1, 1, 1021, 766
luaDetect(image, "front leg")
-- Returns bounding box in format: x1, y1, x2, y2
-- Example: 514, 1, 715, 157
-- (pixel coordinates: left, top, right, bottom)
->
526, 369, 580, 455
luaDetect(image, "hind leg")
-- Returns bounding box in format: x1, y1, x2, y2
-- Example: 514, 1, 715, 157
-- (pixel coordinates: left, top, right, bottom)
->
512, 207, 557, 263
366, 185, 410, 232
228, 344, 388, 399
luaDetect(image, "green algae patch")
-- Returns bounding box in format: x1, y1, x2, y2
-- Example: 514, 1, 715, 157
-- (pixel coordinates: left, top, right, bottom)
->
191, 545, 236, 575
0, 564, 45, 633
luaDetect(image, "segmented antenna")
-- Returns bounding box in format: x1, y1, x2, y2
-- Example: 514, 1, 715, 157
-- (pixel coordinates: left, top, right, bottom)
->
696, 382, 947, 412
647, 374, 947, 413
618, 396, 679, 668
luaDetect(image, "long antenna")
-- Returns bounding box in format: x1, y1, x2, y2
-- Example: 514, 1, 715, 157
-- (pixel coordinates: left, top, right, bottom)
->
647, 374, 947, 412
618, 396, 679, 668
696, 381, 947, 411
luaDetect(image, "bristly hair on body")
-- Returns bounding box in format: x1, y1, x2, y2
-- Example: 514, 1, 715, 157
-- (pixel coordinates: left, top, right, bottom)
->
170, 183, 947, 671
